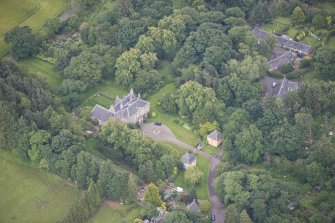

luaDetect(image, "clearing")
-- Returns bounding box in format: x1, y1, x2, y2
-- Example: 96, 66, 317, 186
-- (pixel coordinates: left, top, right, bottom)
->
0, 0, 67, 57
18, 57, 62, 88
89, 203, 141, 223
0, 150, 80, 223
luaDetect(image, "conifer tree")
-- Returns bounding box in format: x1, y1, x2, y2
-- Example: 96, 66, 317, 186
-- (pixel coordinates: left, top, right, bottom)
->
144, 183, 163, 207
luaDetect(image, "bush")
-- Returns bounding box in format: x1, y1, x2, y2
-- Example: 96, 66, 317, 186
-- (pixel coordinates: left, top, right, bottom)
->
280, 63, 294, 74
267, 70, 284, 79
300, 57, 312, 68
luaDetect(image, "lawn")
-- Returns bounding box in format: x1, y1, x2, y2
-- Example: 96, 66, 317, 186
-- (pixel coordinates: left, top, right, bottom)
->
174, 155, 210, 200
89, 203, 141, 223
147, 84, 200, 146
0, 0, 67, 57
263, 17, 291, 34
202, 145, 218, 156
315, 2, 335, 16
0, 150, 80, 223
17, 57, 62, 88
82, 94, 114, 108
79, 81, 128, 106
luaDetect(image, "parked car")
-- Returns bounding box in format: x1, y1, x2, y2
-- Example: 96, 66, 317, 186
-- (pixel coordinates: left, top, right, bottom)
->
154, 122, 162, 126
211, 213, 215, 221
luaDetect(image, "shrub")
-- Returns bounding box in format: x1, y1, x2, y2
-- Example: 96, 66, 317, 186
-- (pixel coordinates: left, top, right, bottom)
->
280, 63, 294, 74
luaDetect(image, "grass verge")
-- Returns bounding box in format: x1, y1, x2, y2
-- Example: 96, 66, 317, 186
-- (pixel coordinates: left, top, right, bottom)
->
0, 150, 80, 223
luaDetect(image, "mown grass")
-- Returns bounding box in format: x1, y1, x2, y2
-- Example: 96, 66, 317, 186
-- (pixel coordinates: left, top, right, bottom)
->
0, 150, 80, 223
18, 57, 62, 88
89, 204, 141, 223
174, 155, 210, 200
315, 2, 335, 16
327, 36, 335, 49
147, 83, 200, 146
0, 0, 67, 57
202, 145, 218, 156
0, 0, 37, 36
263, 16, 291, 33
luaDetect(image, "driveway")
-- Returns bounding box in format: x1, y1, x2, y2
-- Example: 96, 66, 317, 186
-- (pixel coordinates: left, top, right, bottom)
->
142, 123, 225, 222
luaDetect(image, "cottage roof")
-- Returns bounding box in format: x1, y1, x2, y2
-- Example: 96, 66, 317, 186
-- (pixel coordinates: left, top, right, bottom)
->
277, 77, 299, 99
268, 51, 294, 71
187, 199, 200, 212
252, 28, 312, 54
181, 153, 196, 165
90, 105, 112, 123
208, 130, 222, 141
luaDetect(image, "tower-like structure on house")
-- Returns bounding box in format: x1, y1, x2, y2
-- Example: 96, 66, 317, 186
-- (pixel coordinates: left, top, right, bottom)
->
90, 89, 150, 125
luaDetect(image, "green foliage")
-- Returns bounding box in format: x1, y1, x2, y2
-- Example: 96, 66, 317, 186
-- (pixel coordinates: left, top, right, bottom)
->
291, 6, 305, 25
144, 183, 163, 207
4, 26, 40, 58
314, 47, 335, 80
164, 211, 191, 223
199, 200, 211, 215
184, 166, 204, 186
312, 14, 327, 29
42, 17, 61, 36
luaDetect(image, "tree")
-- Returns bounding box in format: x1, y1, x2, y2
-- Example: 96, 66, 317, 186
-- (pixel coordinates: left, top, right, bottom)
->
314, 47, 335, 80
189, 187, 198, 202
235, 124, 264, 163
42, 17, 61, 36
240, 209, 253, 223
124, 174, 137, 204
4, 26, 40, 58
291, 7, 305, 25
224, 204, 240, 223
64, 51, 104, 86
199, 200, 211, 215
312, 14, 327, 29
164, 211, 191, 223
198, 121, 219, 138
144, 183, 163, 207
184, 166, 204, 186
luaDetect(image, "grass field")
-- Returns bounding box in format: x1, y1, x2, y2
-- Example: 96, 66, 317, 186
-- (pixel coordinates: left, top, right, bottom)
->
147, 84, 200, 146
202, 145, 218, 156
0, 150, 80, 223
89, 203, 140, 223
315, 2, 335, 16
0, 0, 67, 57
263, 17, 291, 33
174, 155, 210, 200
18, 57, 62, 88
327, 36, 335, 49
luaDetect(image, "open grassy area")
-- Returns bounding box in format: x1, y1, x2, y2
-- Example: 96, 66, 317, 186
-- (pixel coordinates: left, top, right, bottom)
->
17, 57, 62, 88
174, 155, 210, 200
0, 150, 80, 223
327, 36, 335, 49
315, 2, 335, 16
202, 145, 218, 156
80, 81, 128, 106
0, 0, 38, 36
89, 203, 141, 223
0, 0, 67, 57
147, 83, 200, 146
263, 16, 291, 33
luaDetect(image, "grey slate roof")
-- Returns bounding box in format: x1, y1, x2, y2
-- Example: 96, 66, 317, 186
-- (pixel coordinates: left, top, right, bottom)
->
208, 130, 222, 141
181, 153, 196, 165
90, 105, 112, 123
277, 77, 299, 99
252, 28, 312, 54
90, 89, 149, 124
187, 199, 200, 212
268, 51, 294, 71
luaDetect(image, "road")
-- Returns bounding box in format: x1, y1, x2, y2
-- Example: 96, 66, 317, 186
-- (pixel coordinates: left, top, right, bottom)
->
141, 123, 225, 222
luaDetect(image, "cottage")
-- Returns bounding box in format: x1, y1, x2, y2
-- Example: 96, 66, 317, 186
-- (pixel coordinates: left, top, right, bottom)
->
187, 199, 200, 212
180, 152, 196, 169
268, 51, 295, 71
252, 28, 312, 55
90, 89, 150, 125
207, 130, 222, 148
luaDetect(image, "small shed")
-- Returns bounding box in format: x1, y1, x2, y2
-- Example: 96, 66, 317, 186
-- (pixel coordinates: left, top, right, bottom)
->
187, 199, 200, 212
207, 130, 223, 148
180, 152, 196, 169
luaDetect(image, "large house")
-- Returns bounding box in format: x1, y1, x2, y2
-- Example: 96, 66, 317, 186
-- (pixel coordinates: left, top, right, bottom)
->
90, 89, 150, 125
207, 130, 223, 148
252, 28, 312, 55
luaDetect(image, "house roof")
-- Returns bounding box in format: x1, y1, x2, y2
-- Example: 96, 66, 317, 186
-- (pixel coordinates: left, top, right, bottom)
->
277, 77, 299, 99
187, 199, 200, 212
181, 153, 196, 165
207, 130, 222, 141
90, 104, 112, 123
252, 28, 312, 54
268, 51, 294, 71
